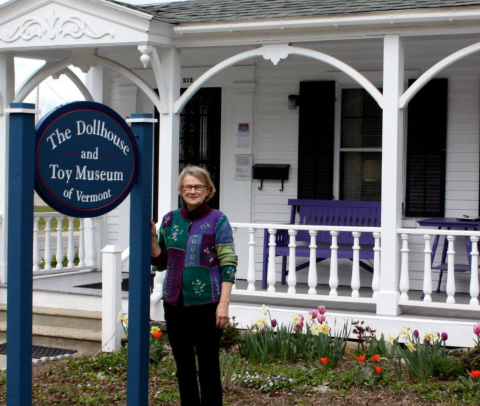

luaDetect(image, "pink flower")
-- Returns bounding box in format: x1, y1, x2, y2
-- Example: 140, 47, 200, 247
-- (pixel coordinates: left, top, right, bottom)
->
318, 306, 326, 315
424, 338, 430, 345
300, 314, 305, 321
413, 330, 419, 338
441, 332, 448, 341
298, 321, 304, 329
271, 319, 277, 328
293, 326, 298, 332
310, 311, 318, 319
474, 323, 480, 336
317, 315, 326, 323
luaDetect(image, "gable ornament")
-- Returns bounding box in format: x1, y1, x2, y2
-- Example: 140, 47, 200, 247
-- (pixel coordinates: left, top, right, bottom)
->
0, 11, 114, 43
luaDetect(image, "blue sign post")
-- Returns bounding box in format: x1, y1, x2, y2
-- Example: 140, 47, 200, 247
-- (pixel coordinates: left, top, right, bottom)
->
126, 113, 156, 406
7, 103, 37, 406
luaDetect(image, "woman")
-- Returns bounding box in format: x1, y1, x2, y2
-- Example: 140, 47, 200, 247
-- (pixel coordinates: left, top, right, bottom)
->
150, 165, 237, 406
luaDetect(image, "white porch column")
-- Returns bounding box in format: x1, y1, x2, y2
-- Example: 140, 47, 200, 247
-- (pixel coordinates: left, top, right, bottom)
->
377, 35, 404, 316
0, 54, 15, 284
158, 47, 181, 217
86, 65, 105, 103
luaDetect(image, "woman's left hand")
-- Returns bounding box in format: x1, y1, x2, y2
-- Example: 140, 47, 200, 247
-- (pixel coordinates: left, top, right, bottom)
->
216, 302, 229, 329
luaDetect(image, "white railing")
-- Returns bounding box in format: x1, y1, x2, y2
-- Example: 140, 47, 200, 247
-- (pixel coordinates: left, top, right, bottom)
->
397, 228, 480, 310
230, 222, 381, 304
33, 212, 98, 274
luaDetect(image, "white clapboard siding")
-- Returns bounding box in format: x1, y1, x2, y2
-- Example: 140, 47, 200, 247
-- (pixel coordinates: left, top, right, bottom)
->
252, 36, 479, 292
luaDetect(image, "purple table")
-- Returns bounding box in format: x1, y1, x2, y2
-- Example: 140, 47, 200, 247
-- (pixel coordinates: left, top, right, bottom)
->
417, 218, 480, 292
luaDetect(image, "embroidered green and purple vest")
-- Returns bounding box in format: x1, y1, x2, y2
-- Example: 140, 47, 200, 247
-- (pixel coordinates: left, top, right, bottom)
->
152, 204, 237, 307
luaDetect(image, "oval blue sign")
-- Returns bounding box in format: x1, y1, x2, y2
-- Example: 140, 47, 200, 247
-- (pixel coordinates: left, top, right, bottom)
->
35, 101, 138, 218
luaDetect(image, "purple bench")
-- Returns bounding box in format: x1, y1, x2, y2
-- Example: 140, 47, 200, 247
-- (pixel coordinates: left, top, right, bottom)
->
262, 199, 381, 289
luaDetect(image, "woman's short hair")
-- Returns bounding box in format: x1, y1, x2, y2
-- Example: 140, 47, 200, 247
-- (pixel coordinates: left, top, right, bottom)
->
177, 165, 216, 202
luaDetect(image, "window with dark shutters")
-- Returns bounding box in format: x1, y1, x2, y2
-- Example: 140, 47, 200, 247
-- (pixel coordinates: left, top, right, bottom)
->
405, 79, 448, 217
297, 81, 336, 200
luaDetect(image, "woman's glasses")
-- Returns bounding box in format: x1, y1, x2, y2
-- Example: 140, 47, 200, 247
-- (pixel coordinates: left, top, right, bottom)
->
182, 184, 206, 191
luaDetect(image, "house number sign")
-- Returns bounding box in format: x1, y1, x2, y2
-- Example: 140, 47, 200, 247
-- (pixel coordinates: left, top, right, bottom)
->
35, 101, 139, 217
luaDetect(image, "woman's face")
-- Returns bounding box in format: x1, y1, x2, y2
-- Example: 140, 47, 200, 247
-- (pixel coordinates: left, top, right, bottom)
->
181, 174, 209, 211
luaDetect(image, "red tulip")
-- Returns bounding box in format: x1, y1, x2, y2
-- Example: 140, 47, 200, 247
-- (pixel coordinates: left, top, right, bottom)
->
320, 357, 328, 365
374, 366, 382, 374
371, 354, 380, 362
356, 355, 366, 362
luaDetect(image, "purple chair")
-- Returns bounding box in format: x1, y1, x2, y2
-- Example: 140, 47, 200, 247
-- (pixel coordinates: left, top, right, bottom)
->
262, 199, 381, 289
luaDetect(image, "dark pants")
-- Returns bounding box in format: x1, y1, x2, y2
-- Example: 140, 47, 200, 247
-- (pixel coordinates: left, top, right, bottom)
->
164, 301, 223, 406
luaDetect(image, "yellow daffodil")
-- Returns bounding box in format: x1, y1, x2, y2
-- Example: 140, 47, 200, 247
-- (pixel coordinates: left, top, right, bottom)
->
320, 322, 330, 334
431, 332, 438, 341
292, 315, 301, 325
261, 304, 269, 315
400, 325, 410, 339
252, 328, 258, 335
425, 332, 431, 341
311, 325, 322, 336
306, 315, 313, 326
256, 317, 267, 328
388, 334, 396, 344
406, 342, 415, 352
151, 326, 160, 334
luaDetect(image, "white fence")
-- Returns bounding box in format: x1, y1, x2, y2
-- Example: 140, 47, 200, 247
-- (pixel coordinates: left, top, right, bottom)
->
397, 228, 480, 311
33, 212, 98, 274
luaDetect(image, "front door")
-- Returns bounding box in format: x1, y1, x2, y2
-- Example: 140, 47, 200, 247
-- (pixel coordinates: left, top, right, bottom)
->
179, 87, 222, 209
153, 87, 222, 219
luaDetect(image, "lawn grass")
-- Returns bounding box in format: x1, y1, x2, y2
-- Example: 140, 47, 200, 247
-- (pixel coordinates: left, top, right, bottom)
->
34, 206, 81, 231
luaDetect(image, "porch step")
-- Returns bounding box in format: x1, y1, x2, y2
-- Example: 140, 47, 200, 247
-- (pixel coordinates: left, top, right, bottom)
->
0, 304, 104, 354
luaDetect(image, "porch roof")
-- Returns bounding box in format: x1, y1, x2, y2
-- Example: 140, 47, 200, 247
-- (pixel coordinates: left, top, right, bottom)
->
111, 0, 480, 24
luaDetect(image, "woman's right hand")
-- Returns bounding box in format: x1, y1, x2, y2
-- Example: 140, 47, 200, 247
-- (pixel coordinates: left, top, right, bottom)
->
150, 219, 157, 240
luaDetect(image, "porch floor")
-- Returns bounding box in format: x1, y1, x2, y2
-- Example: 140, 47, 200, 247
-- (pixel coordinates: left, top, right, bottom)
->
22, 271, 480, 322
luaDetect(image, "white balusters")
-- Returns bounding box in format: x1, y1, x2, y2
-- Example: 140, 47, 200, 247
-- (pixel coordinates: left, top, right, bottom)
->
267, 228, 277, 292
78, 218, 85, 267
287, 229, 297, 294
399, 233, 410, 301
151, 270, 166, 321
44, 217, 52, 271
446, 235, 456, 304
470, 236, 479, 306
86, 218, 97, 267
308, 230, 318, 295
247, 228, 256, 291
372, 232, 381, 299
329, 231, 339, 296
55, 215, 64, 270
232, 227, 237, 290
33, 218, 40, 273
67, 217, 75, 268
351, 231, 361, 298
422, 234, 433, 302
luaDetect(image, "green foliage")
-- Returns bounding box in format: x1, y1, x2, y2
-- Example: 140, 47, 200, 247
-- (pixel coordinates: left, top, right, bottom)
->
219, 349, 247, 391
238, 305, 349, 367
433, 356, 464, 379
459, 374, 480, 394
459, 345, 480, 372
220, 316, 240, 351
393, 329, 448, 383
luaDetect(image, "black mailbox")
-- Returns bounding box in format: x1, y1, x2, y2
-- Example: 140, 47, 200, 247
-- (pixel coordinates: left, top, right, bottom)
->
252, 164, 290, 191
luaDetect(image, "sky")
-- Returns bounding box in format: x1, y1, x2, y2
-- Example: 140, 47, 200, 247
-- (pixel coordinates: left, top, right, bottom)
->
0, 0, 192, 117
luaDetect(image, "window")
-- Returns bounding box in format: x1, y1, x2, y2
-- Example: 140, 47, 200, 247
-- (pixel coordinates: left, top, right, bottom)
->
340, 89, 382, 201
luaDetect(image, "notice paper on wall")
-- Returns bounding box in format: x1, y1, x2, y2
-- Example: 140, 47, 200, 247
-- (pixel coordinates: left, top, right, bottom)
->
235, 154, 252, 181
235, 122, 252, 148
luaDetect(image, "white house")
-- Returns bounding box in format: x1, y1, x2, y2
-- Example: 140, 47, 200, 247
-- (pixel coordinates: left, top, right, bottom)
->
1, 0, 480, 348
